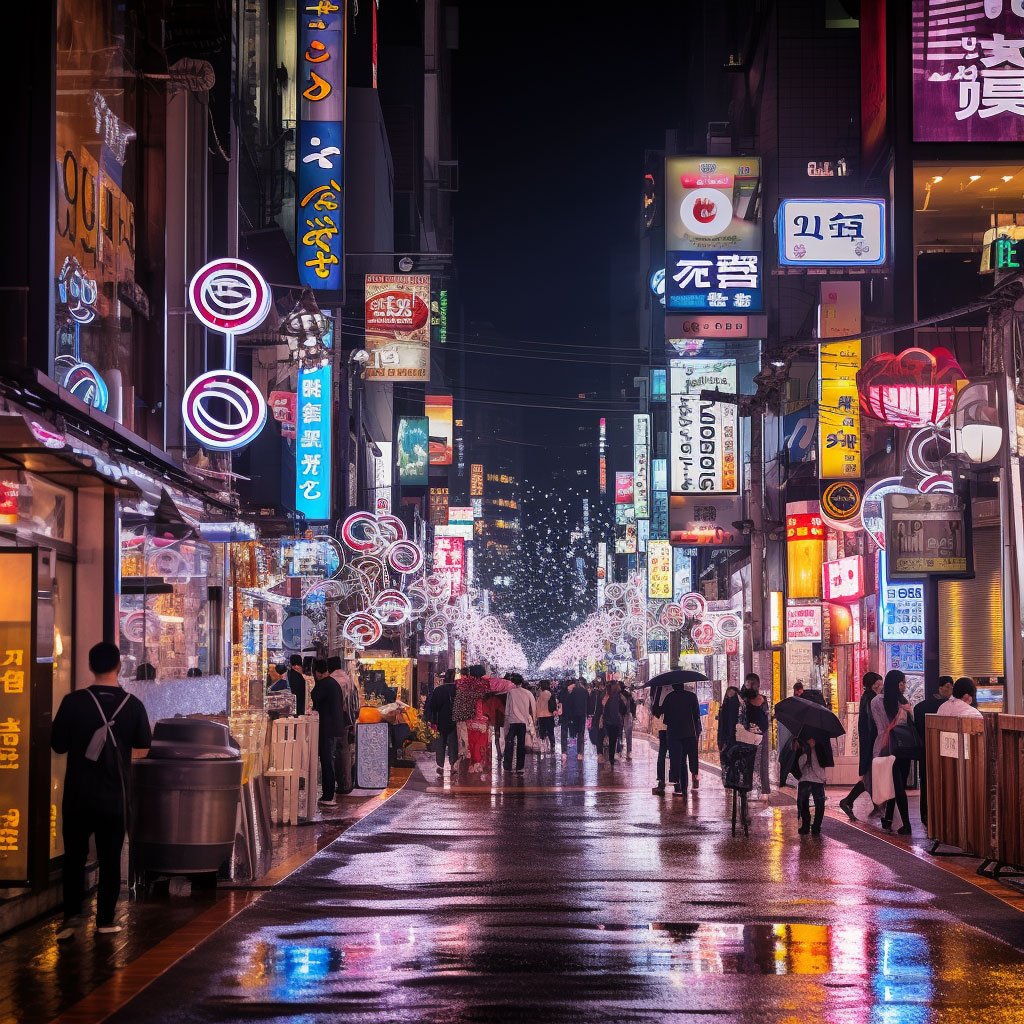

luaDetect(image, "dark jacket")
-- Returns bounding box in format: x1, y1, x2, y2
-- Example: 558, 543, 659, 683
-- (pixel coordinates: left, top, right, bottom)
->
287, 668, 307, 716
857, 688, 879, 776
586, 689, 599, 716
914, 694, 948, 754
426, 682, 457, 734
602, 692, 629, 728
660, 687, 702, 741
562, 685, 589, 718
743, 695, 770, 734
311, 675, 344, 737
717, 694, 740, 749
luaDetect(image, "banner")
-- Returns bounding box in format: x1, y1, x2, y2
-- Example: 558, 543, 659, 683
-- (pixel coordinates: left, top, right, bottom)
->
669, 495, 744, 547
364, 274, 431, 381
470, 463, 484, 497
433, 535, 465, 596
429, 486, 449, 526
633, 414, 650, 519
669, 359, 738, 494
425, 395, 453, 466
615, 472, 634, 504
665, 155, 762, 312
650, 458, 669, 539
396, 416, 429, 487
295, 360, 332, 521
818, 282, 862, 479
647, 540, 672, 599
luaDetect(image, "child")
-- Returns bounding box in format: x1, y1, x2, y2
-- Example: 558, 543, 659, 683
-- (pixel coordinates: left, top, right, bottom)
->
795, 736, 828, 836
467, 699, 490, 774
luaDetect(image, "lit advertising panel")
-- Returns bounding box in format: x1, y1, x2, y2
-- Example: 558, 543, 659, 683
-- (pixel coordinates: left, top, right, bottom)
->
295, 357, 332, 521
615, 472, 634, 504
364, 274, 431, 381
665, 156, 762, 312
879, 552, 925, 642
912, 2, 1024, 142
396, 416, 429, 487
650, 458, 669, 539
778, 199, 886, 267
633, 414, 650, 519
669, 495, 744, 547
787, 603, 823, 642
425, 395, 453, 466
648, 540, 672, 599
669, 359, 738, 494
818, 282, 862, 479
822, 555, 865, 604
433, 535, 465, 596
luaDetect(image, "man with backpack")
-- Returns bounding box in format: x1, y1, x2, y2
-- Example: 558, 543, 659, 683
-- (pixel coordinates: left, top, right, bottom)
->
51, 642, 152, 941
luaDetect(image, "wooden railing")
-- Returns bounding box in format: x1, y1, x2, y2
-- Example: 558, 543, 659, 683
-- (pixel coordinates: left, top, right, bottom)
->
995, 715, 1024, 874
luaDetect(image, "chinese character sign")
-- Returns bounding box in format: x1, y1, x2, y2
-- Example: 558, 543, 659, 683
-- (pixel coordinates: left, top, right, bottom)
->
364, 274, 431, 381
818, 282, 862, 479
778, 199, 886, 267
470, 463, 484, 497
433, 535, 465, 596
665, 156, 762, 312
650, 458, 669, 540
912, 1, 1024, 142
633, 414, 650, 519
647, 540, 672, 599
429, 486, 449, 526
669, 359, 738, 494
295, 345, 332, 521
297, 1, 345, 290
0, 550, 33, 884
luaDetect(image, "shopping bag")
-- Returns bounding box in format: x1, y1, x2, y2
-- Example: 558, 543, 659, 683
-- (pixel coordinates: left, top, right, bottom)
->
735, 724, 764, 747
871, 755, 896, 804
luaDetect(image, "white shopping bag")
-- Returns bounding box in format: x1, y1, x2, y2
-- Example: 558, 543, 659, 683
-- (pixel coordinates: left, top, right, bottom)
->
871, 755, 896, 804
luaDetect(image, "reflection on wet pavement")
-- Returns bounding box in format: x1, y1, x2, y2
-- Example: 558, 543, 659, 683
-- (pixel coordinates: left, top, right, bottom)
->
104, 752, 1024, 1024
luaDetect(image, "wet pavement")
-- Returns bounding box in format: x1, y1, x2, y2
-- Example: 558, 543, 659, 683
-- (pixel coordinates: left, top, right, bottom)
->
83, 740, 1024, 1024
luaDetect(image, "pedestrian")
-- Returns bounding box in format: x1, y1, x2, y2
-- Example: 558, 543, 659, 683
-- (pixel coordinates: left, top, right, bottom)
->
453, 667, 482, 761
327, 656, 358, 793
777, 682, 805, 786
651, 684, 671, 794
601, 682, 629, 767
936, 677, 984, 719
793, 736, 828, 836
426, 669, 458, 775
311, 659, 344, 807
268, 662, 290, 692
871, 669, 914, 835
659, 681, 702, 796
287, 654, 307, 716
535, 680, 557, 756
913, 674, 953, 826
839, 672, 883, 820
51, 642, 152, 941
622, 687, 637, 761
480, 686, 506, 765
560, 677, 588, 762
502, 673, 535, 774
742, 673, 771, 800
467, 698, 491, 773
590, 686, 607, 763
717, 685, 740, 752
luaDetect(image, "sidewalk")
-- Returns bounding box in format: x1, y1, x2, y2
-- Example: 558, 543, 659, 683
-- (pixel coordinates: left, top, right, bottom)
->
0, 773, 410, 1024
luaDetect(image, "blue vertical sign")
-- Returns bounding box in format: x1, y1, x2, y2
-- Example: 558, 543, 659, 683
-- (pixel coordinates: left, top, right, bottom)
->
297, 1, 345, 292
650, 458, 669, 540
296, 327, 333, 521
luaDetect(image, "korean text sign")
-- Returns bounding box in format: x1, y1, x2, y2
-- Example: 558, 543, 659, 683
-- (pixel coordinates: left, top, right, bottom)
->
912, 2, 1024, 142
364, 274, 431, 381
665, 156, 762, 312
633, 414, 650, 519
778, 199, 886, 267
297, 0, 345, 291
0, 550, 34, 884
295, 326, 333, 521
669, 359, 738, 494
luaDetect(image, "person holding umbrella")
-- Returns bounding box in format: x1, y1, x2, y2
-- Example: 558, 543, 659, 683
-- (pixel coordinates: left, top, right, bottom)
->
640, 670, 708, 795
659, 682, 703, 797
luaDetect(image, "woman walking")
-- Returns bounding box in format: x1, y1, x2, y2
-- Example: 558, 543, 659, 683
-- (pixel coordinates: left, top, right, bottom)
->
535, 680, 557, 756
717, 685, 741, 753
742, 674, 771, 800
601, 683, 629, 767
870, 669, 913, 835
838, 672, 883, 820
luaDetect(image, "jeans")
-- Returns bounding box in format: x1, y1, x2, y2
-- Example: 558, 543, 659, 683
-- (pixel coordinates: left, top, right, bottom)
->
622, 714, 634, 756
537, 717, 556, 750
436, 727, 459, 768
504, 722, 527, 770
668, 737, 698, 793
336, 728, 353, 792
62, 802, 125, 926
606, 724, 622, 764
797, 781, 826, 832
319, 733, 339, 800
883, 757, 912, 828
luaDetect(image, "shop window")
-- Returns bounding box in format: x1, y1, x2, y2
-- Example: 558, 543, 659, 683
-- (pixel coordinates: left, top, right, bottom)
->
50, 559, 74, 859
0, 473, 74, 544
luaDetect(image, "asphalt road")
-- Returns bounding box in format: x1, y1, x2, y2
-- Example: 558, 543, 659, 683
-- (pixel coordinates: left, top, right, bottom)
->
104, 749, 1024, 1023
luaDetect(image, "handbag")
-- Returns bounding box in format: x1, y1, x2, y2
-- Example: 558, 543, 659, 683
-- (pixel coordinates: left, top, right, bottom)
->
735, 723, 764, 746
889, 721, 923, 759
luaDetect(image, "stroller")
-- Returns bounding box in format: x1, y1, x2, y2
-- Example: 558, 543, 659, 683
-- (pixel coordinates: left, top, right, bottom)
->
721, 741, 758, 836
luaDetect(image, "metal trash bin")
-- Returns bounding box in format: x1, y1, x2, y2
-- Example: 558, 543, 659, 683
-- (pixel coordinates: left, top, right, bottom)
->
132, 719, 242, 875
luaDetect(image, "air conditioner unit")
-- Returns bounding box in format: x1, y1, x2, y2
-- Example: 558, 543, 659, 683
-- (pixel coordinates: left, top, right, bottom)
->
707, 121, 732, 155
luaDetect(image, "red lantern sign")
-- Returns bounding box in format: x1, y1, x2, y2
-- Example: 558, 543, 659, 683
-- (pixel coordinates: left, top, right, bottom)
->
856, 347, 966, 429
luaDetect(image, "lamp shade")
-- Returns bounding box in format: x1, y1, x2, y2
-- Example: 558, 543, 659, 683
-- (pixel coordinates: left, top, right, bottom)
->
951, 380, 1002, 466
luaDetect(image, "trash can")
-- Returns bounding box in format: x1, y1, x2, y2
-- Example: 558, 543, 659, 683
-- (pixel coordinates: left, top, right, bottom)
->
132, 719, 243, 875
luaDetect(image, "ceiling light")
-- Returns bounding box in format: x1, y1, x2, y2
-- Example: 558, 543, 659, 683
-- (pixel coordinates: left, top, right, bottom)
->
1003, 175, 1015, 182
989, 186, 999, 192
932, 175, 943, 183
969, 174, 981, 182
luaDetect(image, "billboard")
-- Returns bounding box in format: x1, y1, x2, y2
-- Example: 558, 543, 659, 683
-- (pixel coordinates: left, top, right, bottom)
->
669, 359, 738, 494
615, 471, 634, 504
818, 282, 862, 479
633, 414, 650, 519
297, 2, 344, 291
665, 156, 762, 312
669, 495, 744, 547
429, 486, 449, 526
295, 361, 332, 521
650, 458, 669, 540
433, 535, 465, 596
777, 199, 886, 267
672, 546, 695, 600
648, 539, 672, 599
425, 395, 453, 466
912, 2, 1024, 142
396, 416, 429, 487
364, 274, 431, 381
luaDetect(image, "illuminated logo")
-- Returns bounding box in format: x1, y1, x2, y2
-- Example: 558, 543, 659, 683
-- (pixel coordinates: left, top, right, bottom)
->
821, 480, 862, 522
188, 259, 272, 335
181, 370, 268, 450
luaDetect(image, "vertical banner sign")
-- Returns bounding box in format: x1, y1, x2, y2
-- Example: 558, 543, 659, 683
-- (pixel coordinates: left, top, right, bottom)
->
665, 156, 762, 312
650, 458, 669, 539
672, 547, 695, 600
647, 539, 672, 599
470, 464, 484, 498
597, 541, 607, 607
433, 535, 465, 595
425, 395, 454, 466
818, 282, 862, 478
428, 486, 449, 526
615, 472, 634, 504
599, 418, 607, 495
364, 274, 431, 380
295, 325, 333, 520
670, 359, 738, 493
396, 416, 429, 487
0, 550, 34, 884
633, 414, 651, 519
297, 0, 345, 292
372, 440, 392, 512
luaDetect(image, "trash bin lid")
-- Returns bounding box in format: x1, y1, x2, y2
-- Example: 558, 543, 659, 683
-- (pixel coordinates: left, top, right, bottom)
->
147, 718, 241, 760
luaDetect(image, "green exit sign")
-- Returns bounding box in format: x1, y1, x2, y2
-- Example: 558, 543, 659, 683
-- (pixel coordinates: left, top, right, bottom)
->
993, 236, 1024, 270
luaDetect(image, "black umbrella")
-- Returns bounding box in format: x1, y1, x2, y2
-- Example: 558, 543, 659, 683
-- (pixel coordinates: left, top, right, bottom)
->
774, 696, 845, 738
632, 669, 708, 690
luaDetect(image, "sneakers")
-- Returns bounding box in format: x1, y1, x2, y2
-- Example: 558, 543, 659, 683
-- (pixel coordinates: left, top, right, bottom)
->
839, 798, 856, 821
56, 917, 81, 942
96, 924, 122, 935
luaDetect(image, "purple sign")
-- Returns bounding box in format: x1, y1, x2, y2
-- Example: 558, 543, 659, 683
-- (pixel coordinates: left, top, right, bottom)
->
913, 1, 1024, 142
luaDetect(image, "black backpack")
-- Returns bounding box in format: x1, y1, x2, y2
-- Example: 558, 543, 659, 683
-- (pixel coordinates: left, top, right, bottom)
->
82, 688, 132, 814
548, 694, 557, 714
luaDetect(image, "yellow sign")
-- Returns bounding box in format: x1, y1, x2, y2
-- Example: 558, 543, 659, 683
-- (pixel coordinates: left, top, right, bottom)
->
770, 591, 784, 647
0, 550, 34, 884
647, 540, 672, 599
818, 282, 861, 479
